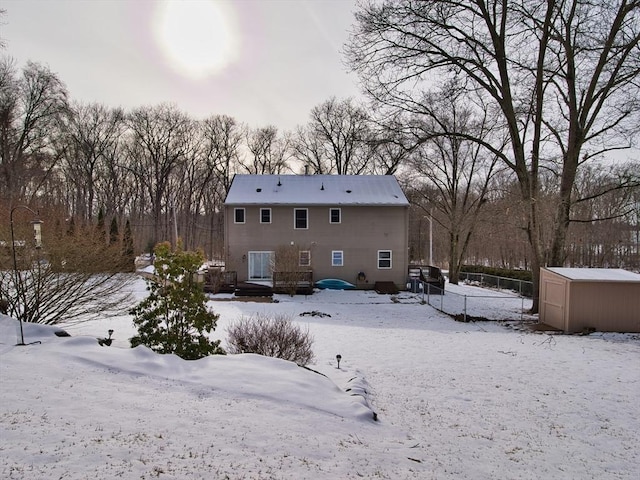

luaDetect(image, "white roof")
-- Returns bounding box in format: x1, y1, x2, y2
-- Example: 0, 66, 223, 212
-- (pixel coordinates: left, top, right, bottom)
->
224, 174, 409, 206
546, 267, 640, 282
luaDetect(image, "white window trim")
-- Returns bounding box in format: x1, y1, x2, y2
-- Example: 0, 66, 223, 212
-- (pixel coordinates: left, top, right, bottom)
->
329, 207, 341, 224
299, 250, 311, 267
377, 250, 392, 269
234, 207, 245, 224
294, 208, 308, 229
260, 208, 271, 224
332, 250, 344, 267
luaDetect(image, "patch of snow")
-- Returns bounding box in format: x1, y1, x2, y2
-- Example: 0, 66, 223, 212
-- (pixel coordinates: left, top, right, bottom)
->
1, 279, 638, 479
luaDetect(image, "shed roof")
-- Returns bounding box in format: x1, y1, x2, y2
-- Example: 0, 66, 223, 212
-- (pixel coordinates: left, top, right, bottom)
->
224, 174, 409, 206
545, 267, 640, 282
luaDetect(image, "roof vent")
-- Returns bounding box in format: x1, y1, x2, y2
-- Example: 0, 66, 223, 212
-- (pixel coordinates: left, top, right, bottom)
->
277, 177, 282, 187
346, 189, 352, 194
256, 188, 262, 192
321, 183, 325, 191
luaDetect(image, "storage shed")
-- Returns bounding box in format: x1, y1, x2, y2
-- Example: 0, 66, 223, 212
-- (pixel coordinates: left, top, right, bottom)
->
539, 268, 640, 333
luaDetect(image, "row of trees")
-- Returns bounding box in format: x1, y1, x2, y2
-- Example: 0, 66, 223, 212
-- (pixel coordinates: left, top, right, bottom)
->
407, 163, 639, 279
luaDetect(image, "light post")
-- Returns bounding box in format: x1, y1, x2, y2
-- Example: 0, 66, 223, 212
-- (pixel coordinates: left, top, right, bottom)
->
424, 210, 433, 265
10, 205, 43, 346
429, 210, 433, 266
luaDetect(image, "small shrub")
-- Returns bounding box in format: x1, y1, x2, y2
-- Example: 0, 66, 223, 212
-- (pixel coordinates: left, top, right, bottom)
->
226, 313, 314, 365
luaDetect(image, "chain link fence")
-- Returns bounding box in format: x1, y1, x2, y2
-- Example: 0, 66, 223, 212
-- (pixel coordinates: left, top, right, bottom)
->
458, 272, 533, 298
413, 281, 531, 322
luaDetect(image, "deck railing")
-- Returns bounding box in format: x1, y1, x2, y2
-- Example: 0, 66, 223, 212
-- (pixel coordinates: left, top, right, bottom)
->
272, 270, 314, 295
203, 269, 237, 293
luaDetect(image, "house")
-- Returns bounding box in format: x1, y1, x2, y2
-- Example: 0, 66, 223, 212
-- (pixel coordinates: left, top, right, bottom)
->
223, 174, 410, 291
539, 267, 640, 333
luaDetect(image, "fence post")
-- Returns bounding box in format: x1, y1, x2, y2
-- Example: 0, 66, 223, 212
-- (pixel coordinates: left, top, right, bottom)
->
463, 295, 467, 322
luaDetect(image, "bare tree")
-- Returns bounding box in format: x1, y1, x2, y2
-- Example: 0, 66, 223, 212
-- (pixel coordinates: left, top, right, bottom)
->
61, 102, 125, 222
124, 103, 195, 247
367, 117, 414, 175
241, 125, 291, 174
199, 114, 244, 196
347, 0, 640, 311
0, 209, 134, 326
197, 115, 245, 258
406, 91, 502, 283
566, 162, 640, 267
0, 57, 69, 205
293, 97, 374, 174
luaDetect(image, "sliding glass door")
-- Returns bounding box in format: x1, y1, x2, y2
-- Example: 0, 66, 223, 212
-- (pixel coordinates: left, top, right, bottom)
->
248, 251, 274, 280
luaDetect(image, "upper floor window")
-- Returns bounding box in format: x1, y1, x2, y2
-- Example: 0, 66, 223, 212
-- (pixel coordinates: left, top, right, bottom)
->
332, 250, 344, 267
234, 208, 245, 224
260, 208, 271, 224
299, 250, 311, 267
378, 250, 392, 269
329, 208, 341, 224
294, 208, 308, 229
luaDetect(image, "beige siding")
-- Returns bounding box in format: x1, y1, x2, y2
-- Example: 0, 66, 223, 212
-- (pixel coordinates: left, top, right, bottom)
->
225, 204, 409, 288
539, 268, 640, 333
567, 282, 640, 333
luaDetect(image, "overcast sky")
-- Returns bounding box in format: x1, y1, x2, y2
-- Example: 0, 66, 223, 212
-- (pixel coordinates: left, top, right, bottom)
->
2, 0, 362, 131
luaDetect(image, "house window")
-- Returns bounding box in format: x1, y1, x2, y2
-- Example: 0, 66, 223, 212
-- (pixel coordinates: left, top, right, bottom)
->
294, 208, 308, 229
332, 250, 344, 267
234, 208, 245, 224
260, 208, 271, 224
329, 208, 341, 224
378, 250, 392, 269
299, 250, 311, 267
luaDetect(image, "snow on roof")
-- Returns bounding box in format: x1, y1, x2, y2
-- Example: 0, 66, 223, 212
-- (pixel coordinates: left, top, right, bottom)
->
224, 174, 409, 206
546, 267, 640, 282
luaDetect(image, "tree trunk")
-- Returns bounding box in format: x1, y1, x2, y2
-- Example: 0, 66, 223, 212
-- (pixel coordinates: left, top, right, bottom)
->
448, 231, 460, 284
549, 147, 580, 266
526, 197, 545, 315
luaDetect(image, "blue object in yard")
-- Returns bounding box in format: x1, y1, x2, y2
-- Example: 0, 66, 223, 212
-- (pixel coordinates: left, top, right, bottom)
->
315, 278, 356, 290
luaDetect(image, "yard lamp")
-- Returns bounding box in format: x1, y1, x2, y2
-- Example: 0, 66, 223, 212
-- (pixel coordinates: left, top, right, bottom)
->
10, 205, 43, 346
336, 354, 342, 369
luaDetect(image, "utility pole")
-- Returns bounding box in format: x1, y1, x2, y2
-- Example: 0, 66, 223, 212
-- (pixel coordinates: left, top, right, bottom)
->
429, 209, 433, 265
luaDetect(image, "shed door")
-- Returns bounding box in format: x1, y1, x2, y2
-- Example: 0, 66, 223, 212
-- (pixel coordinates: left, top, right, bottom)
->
248, 251, 273, 280
542, 278, 566, 330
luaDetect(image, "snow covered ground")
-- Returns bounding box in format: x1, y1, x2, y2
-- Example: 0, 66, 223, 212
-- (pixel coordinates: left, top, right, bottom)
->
1, 277, 638, 479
